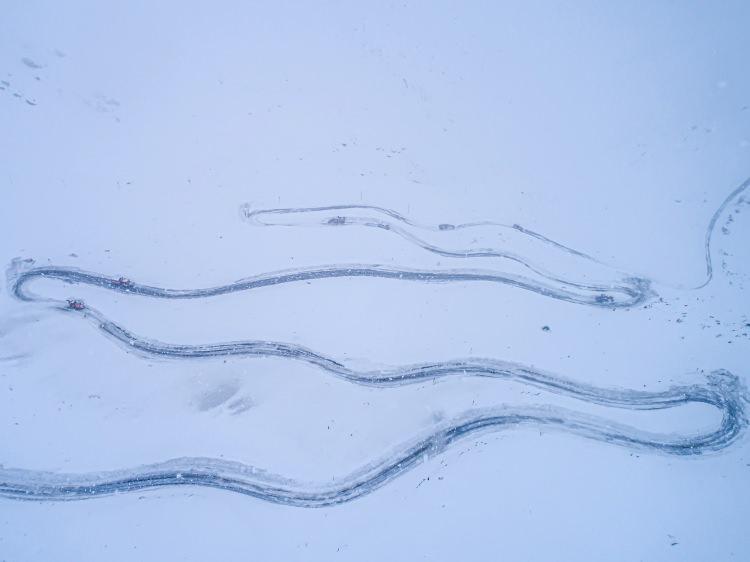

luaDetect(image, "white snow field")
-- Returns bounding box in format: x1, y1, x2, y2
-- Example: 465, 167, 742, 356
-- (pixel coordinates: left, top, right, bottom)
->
1, 2, 749, 560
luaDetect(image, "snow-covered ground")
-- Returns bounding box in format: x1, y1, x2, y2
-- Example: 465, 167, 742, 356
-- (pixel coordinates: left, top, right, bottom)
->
2, 2, 749, 560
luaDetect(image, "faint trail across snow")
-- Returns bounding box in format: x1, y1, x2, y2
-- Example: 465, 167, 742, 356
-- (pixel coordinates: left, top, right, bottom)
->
699, 176, 750, 288
240, 203, 650, 308
241, 175, 750, 294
